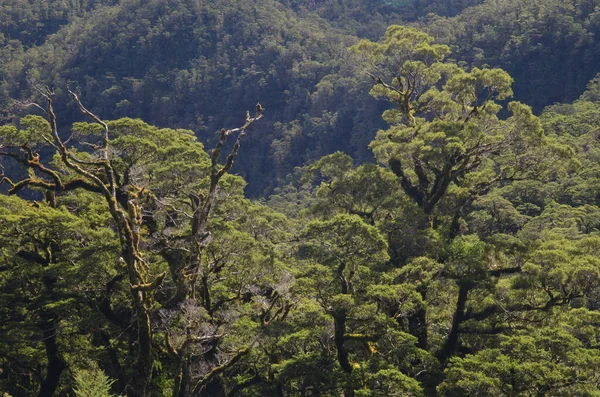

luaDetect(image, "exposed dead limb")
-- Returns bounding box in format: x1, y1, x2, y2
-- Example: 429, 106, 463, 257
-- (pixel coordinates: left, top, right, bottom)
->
183, 111, 263, 298
68, 90, 109, 151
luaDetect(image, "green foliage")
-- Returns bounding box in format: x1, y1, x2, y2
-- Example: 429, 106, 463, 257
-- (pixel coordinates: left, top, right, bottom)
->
300, 213, 389, 267
73, 366, 120, 397
352, 26, 574, 239
1, 0, 594, 195
2, 1, 600, 396
0, 115, 51, 147
427, 0, 600, 111
440, 328, 600, 396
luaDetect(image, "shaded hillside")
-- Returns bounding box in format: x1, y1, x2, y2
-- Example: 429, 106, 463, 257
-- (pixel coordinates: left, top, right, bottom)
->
2, 0, 364, 195
1, 0, 600, 196
0, 0, 118, 47
426, 0, 600, 111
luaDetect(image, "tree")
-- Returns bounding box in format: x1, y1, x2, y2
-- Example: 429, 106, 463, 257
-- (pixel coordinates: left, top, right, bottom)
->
73, 365, 121, 397
296, 213, 430, 396
0, 193, 119, 396
311, 25, 587, 391
0, 89, 276, 396
351, 25, 565, 219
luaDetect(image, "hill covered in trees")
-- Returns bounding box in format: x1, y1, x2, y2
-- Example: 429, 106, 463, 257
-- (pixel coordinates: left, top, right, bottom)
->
5, 0, 597, 195
2, 1, 600, 396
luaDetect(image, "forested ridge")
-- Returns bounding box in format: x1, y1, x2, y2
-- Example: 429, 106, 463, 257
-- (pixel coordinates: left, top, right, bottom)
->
2, 0, 600, 396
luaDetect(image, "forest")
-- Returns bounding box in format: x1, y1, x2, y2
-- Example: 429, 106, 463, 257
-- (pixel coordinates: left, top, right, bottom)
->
1, 0, 600, 396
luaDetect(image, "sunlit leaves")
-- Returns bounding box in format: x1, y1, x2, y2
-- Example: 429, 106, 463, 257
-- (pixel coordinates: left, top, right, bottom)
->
300, 213, 389, 270
440, 327, 600, 396
0, 115, 51, 148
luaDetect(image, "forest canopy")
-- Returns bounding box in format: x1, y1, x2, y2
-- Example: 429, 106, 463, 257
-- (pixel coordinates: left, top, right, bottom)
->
2, 1, 600, 396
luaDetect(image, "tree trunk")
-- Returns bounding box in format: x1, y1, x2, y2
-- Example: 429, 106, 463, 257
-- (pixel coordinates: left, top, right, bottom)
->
408, 305, 428, 350
437, 283, 470, 365
38, 313, 66, 397
127, 288, 153, 397
333, 314, 352, 373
